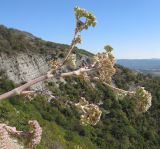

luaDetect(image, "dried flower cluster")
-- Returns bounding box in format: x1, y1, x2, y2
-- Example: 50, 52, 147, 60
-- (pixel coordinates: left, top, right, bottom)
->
24, 93, 37, 101
74, 35, 82, 44
79, 71, 90, 82
0, 124, 10, 149
0, 120, 42, 149
134, 87, 152, 113
0, 123, 23, 149
49, 60, 61, 70
75, 97, 102, 125
93, 49, 116, 84
74, 6, 96, 31
28, 120, 42, 149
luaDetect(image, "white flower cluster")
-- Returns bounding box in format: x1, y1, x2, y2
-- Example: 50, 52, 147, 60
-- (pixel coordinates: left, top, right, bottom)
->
28, 120, 42, 149
134, 87, 152, 113
75, 97, 102, 126
67, 54, 77, 68
93, 50, 116, 84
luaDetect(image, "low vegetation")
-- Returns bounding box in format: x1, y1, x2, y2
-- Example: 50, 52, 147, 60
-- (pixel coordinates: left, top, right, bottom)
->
0, 66, 160, 148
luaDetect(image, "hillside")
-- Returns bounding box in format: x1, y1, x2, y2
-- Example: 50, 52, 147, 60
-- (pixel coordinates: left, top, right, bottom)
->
117, 59, 160, 76
0, 25, 93, 89
0, 26, 160, 149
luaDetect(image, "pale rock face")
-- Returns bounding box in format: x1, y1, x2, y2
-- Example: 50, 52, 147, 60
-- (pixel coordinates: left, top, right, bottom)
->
0, 52, 50, 89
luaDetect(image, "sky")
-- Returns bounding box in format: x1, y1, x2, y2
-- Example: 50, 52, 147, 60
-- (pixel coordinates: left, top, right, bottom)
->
0, 0, 160, 59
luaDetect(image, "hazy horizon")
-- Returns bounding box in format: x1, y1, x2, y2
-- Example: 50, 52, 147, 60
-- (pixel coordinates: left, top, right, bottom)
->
116, 57, 160, 60
0, 0, 160, 59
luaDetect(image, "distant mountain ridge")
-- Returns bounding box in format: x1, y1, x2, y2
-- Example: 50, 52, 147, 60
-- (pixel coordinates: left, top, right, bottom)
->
117, 59, 160, 76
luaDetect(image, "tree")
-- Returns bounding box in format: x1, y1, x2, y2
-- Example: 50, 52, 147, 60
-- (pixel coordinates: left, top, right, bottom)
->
0, 7, 152, 148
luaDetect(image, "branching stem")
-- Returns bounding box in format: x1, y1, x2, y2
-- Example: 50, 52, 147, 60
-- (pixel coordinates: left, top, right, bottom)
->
0, 67, 92, 100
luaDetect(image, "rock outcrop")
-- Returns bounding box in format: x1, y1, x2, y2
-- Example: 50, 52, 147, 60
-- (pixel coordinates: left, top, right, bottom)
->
0, 25, 93, 89
0, 52, 50, 89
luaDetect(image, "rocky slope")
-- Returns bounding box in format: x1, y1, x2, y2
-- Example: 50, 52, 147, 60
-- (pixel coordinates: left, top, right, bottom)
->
0, 25, 92, 89
0, 52, 49, 89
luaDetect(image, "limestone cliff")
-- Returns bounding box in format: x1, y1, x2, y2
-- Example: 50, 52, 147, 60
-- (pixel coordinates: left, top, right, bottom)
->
0, 52, 49, 89
0, 25, 93, 89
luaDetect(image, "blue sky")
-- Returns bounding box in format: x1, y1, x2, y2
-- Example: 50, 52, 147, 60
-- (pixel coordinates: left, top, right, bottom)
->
0, 0, 160, 59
